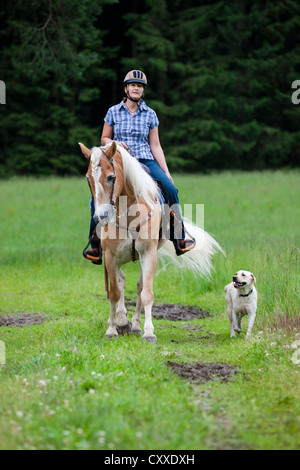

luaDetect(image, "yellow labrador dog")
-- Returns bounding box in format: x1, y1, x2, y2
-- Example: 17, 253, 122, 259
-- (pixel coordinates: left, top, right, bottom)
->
224, 270, 257, 338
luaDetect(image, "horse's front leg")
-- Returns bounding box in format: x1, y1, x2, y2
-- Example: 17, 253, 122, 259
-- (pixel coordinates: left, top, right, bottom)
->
104, 255, 119, 339
140, 247, 157, 344
115, 268, 131, 336
131, 269, 143, 335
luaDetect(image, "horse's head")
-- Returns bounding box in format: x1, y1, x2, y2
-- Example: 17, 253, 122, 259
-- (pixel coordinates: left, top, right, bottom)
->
79, 141, 121, 227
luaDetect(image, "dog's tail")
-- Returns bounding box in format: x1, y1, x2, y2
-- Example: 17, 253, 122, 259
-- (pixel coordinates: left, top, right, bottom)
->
157, 218, 225, 279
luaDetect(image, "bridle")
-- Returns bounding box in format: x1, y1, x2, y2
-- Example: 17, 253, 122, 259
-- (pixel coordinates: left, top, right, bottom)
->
90, 145, 157, 264
100, 147, 117, 211
99, 145, 141, 210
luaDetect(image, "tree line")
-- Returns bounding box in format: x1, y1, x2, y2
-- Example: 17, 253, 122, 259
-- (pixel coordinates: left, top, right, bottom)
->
0, 0, 299, 177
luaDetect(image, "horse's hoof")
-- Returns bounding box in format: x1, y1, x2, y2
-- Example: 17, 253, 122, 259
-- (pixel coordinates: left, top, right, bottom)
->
116, 322, 131, 336
131, 329, 142, 336
143, 336, 157, 344
105, 334, 119, 340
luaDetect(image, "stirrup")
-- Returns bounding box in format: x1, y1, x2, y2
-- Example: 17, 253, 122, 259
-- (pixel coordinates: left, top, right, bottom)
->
173, 239, 196, 257
170, 210, 196, 256
82, 237, 102, 265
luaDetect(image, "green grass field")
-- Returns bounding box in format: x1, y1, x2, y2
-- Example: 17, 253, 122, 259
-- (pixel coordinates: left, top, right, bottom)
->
0, 170, 299, 450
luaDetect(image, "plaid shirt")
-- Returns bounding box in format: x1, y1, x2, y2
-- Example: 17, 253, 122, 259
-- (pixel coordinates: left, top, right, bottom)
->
104, 100, 159, 160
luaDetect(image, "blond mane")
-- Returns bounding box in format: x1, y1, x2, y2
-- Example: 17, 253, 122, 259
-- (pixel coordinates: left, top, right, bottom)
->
103, 143, 159, 208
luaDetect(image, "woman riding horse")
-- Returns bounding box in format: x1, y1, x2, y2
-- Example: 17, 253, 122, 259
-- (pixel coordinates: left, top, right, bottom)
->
85, 70, 195, 263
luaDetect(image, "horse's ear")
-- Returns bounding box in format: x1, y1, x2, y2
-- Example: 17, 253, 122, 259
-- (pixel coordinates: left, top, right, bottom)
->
78, 142, 91, 159
107, 141, 117, 159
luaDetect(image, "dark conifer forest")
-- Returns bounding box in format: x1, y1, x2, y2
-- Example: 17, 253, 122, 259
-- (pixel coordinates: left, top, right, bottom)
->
1, 0, 299, 176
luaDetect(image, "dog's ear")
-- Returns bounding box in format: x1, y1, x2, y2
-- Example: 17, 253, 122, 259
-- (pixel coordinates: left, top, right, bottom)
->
251, 273, 256, 284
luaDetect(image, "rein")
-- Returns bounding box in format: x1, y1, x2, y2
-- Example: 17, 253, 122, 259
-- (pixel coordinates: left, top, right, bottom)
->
116, 205, 155, 262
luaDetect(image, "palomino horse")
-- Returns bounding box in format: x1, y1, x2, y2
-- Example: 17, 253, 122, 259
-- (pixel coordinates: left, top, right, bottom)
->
79, 141, 223, 343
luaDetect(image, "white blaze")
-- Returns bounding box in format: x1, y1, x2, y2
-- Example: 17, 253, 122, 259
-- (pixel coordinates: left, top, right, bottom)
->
91, 149, 105, 217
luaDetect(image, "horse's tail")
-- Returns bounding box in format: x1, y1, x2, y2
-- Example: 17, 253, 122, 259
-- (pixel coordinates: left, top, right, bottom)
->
157, 219, 225, 278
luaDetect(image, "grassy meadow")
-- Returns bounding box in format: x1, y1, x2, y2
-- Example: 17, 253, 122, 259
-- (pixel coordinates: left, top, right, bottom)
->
0, 170, 299, 450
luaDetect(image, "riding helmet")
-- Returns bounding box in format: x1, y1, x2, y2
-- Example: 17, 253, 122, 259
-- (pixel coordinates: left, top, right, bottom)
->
123, 70, 147, 87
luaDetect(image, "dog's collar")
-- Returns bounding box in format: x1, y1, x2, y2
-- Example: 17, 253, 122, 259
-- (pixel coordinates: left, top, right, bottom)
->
239, 288, 253, 297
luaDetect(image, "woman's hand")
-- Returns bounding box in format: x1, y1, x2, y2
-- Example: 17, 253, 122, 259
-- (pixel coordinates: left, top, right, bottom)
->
116, 141, 130, 150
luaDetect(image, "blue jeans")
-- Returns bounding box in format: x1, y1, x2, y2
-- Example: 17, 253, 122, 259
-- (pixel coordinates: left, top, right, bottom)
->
138, 159, 179, 206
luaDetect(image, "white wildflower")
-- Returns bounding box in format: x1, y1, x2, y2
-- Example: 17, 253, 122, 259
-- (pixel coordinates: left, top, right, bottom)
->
97, 430, 106, 445
38, 380, 47, 387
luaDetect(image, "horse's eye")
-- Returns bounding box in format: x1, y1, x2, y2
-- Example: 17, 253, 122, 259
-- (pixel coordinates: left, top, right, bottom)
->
106, 174, 115, 184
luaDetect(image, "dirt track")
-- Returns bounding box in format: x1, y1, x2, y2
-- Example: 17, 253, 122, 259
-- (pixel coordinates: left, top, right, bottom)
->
166, 361, 240, 384
0, 313, 46, 327
0, 303, 240, 384
125, 299, 211, 321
